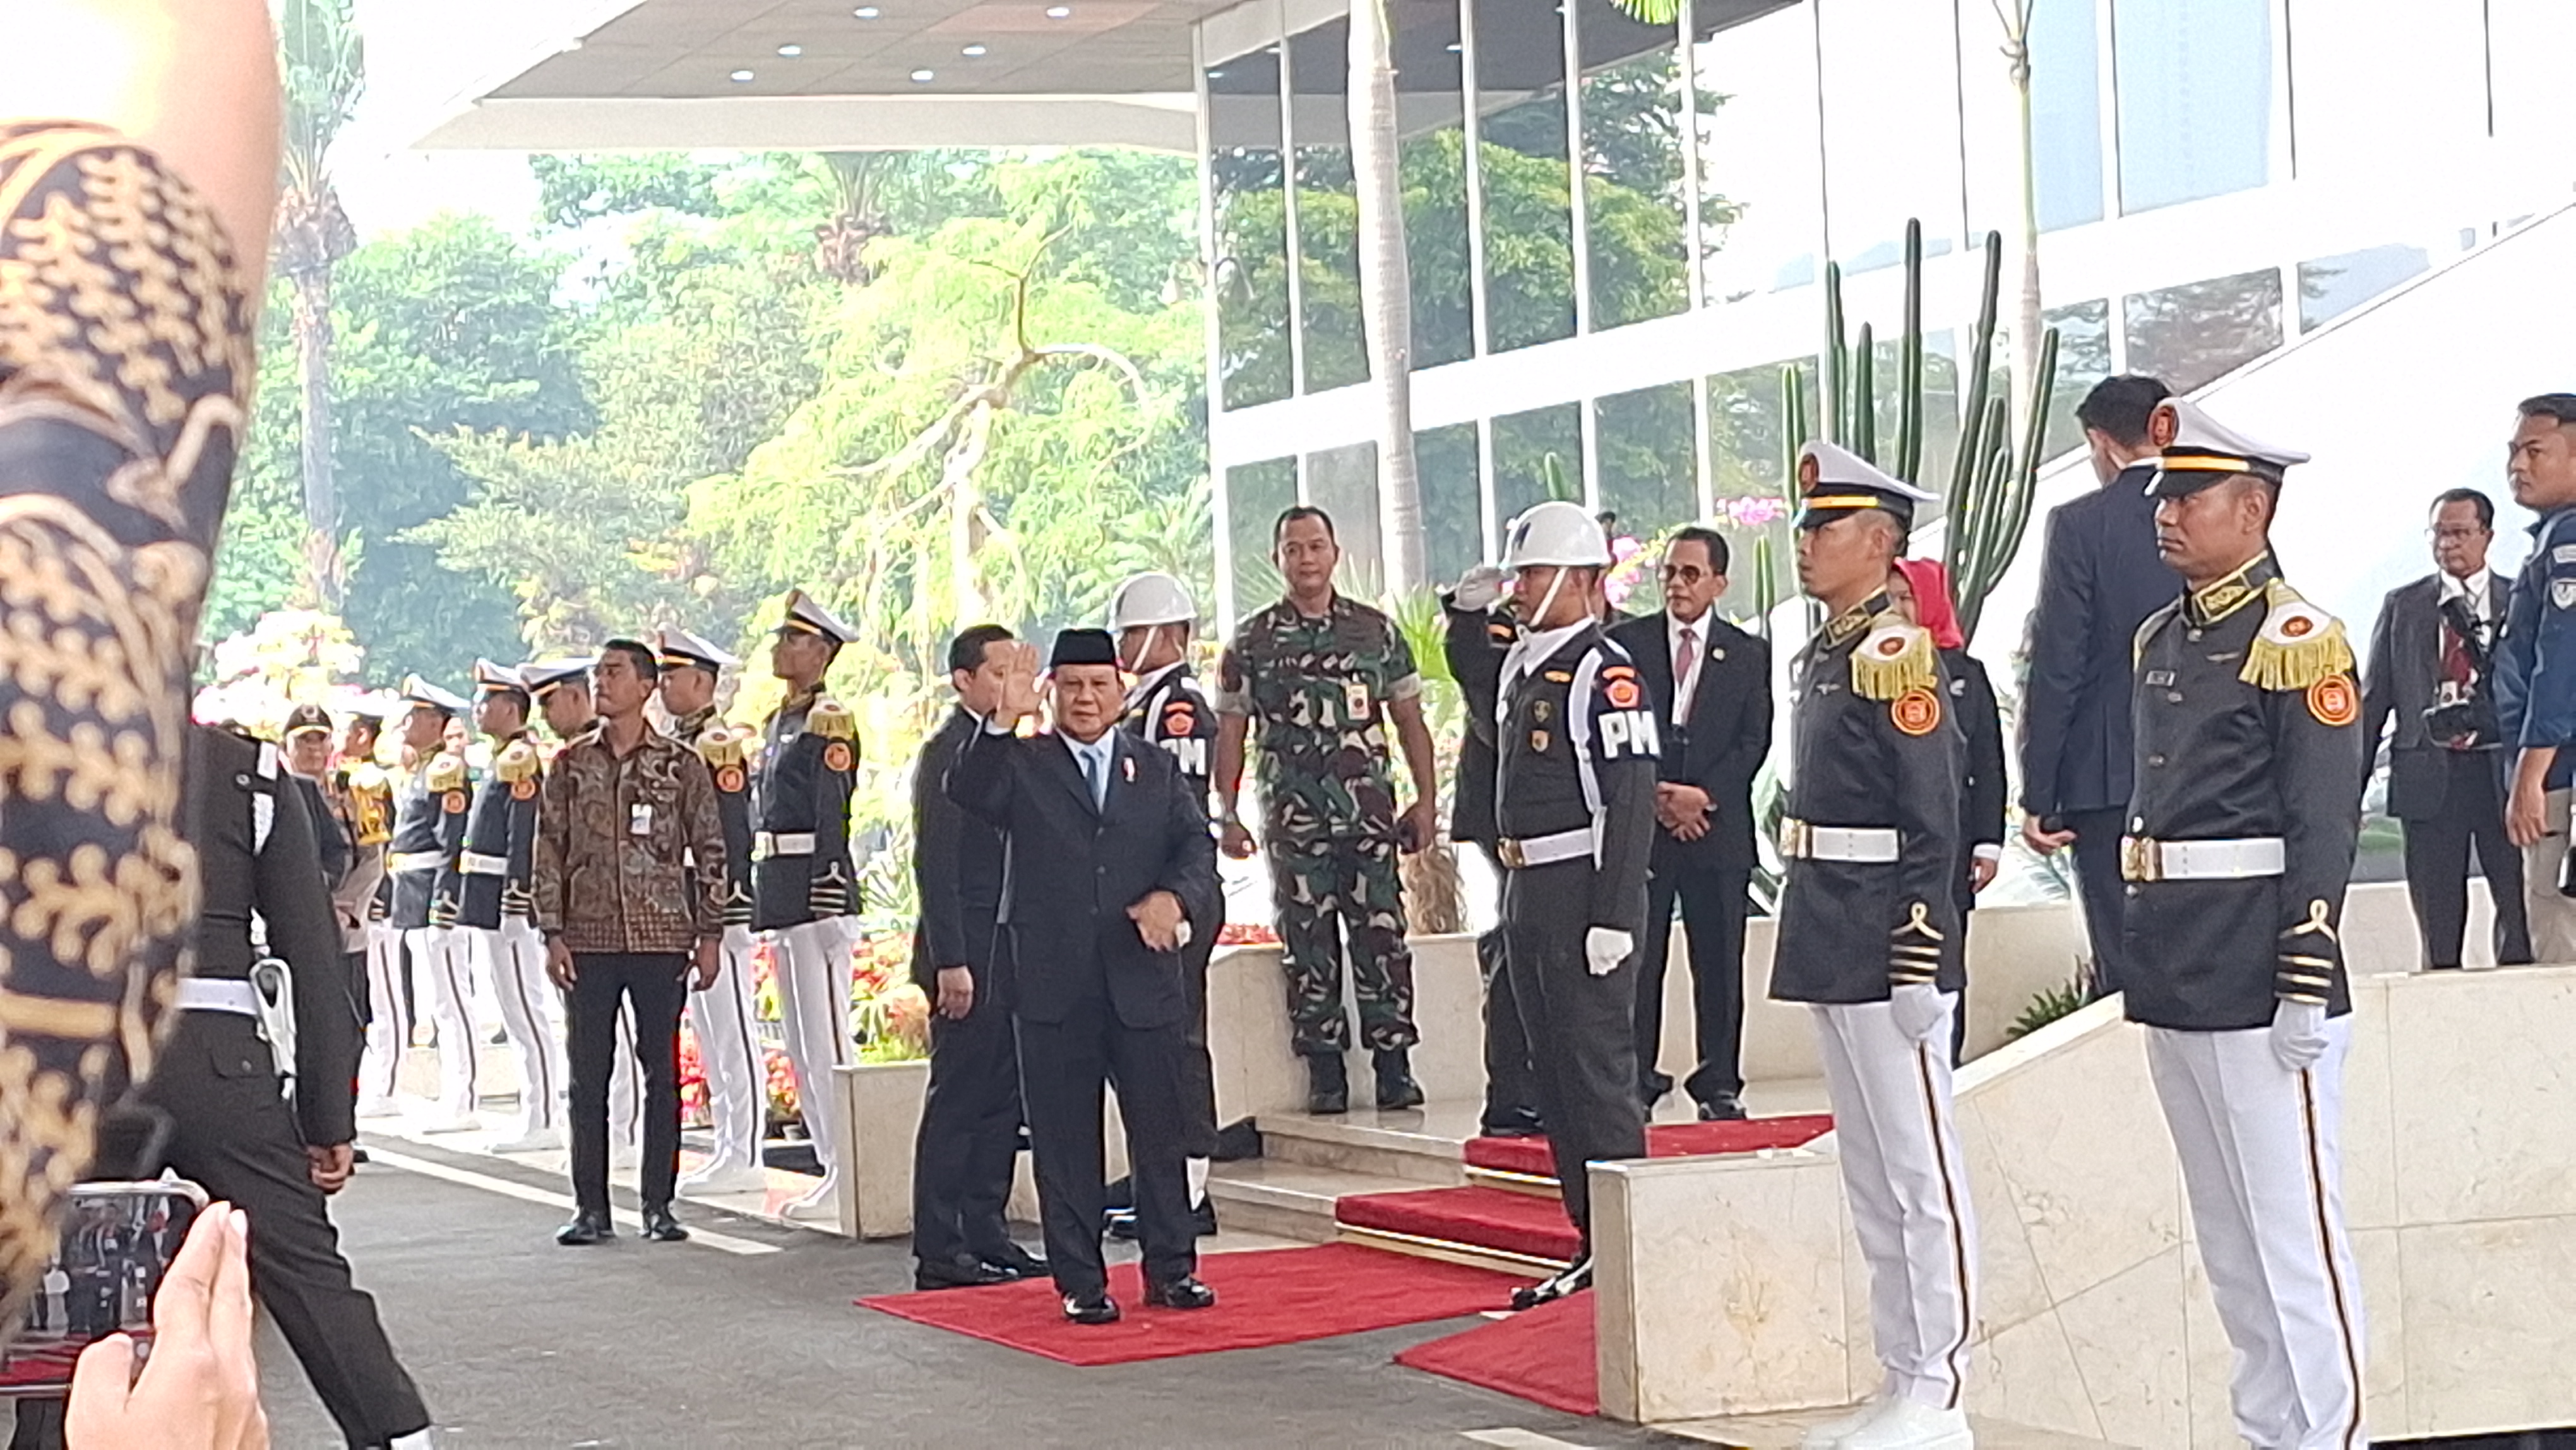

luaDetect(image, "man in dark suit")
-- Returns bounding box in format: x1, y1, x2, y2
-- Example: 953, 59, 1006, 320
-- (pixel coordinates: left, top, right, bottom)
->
1608, 526, 1771, 1120
2018, 374, 2177, 997
2361, 487, 2533, 970
909, 624, 1046, 1289
948, 628, 1223, 1326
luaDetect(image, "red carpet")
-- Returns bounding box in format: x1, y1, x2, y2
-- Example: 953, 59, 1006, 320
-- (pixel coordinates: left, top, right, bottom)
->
1334, 1185, 1581, 1263
1464, 1113, 1835, 1180
859, 1244, 1516, 1366
1395, 1293, 1597, 1415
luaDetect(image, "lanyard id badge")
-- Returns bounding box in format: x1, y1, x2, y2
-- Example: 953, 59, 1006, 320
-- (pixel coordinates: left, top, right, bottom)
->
629, 803, 654, 837
1344, 679, 1371, 723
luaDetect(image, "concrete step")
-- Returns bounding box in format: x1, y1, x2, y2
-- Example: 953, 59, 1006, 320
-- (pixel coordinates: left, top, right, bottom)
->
1202, 1159, 1425, 1243
1255, 1106, 1473, 1187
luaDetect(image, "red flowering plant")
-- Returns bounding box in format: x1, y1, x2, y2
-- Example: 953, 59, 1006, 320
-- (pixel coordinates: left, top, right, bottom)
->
1217, 921, 1281, 947
677, 1023, 710, 1129
849, 930, 930, 1064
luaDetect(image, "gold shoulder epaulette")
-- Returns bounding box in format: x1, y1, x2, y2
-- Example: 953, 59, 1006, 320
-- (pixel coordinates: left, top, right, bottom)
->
1849, 614, 1937, 702
493, 740, 541, 785
2133, 601, 2182, 669
697, 726, 748, 769
2243, 578, 2354, 692
808, 698, 857, 742
425, 753, 469, 793
346, 763, 390, 796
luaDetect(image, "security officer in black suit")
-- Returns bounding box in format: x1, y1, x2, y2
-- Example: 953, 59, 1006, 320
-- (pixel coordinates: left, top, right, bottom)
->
909, 623, 1042, 1290
948, 629, 1222, 1326
1442, 567, 1542, 1138
1773, 444, 1978, 1449
144, 723, 432, 1448
2125, 398, 2368, 1449
2019, 374, 2178, 998
1608, 525, 1771, 1120
1486, 502, 1660, 1313
1109, 571, 1224, 1236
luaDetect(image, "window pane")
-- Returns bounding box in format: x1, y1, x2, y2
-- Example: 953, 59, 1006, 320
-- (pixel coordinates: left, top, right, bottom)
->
2039, 299, 2113, 460
2123, 268, 2284, 392
2489, 0, 2558, 146
2029, 0, 2104, 230
1290, 21, 1368, 393
1818, 0, 1964, 271
1691, 2, 1821, 304
2112, 0, 2272, 213
1305, 442, 1384, 593
1226, 458, 1299, 607
1209, 46, 1291, 410
1417, 422, 1486, 583
1474, 0, 1578, 351
2297, 244, 2430, 333
1597, 383, 1698, 546
1706, 356, 1813, 618
1578, 1, 1688, 329
2286, 0, 2485, 178
1396, 0, 1474, 368
1492, 402, 1584, 525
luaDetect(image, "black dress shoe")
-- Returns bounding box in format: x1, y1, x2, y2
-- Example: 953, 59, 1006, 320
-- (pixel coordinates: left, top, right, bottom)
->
1373, 1048, 1425, 1110
1695, 1093, 1748, 1122
1062, 1291, 1121, 1325
642, 1206, 690, 1243
1639, 1070, 1675, 1110
1479, 1106, 1545, 1139
1109, 1197, 1220, 1241
916, 1255, 1010, 1290
554, 1211, 615, 1247
979, 1243, 1047, 1278
1142, 1275, 1217, 1310
1191, 1197, 1219, 1238
1305, 1053, 1349, 1115
1509, 1257, 1592, 1312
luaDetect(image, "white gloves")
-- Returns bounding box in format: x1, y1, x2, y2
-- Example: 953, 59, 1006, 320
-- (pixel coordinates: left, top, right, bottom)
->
1452, 563, 1508, 613
1890, 983, 1948, 1044
1583, 927, 1633, 977
2270, 998, 2329, 1072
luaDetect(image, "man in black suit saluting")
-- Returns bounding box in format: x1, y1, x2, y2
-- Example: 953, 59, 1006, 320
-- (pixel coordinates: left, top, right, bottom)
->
1609, 527, 1771, 1119
948, 629, 1224, 1325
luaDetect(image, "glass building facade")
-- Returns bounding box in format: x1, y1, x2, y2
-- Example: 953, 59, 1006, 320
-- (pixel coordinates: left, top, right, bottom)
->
1196, 0, 2570, 625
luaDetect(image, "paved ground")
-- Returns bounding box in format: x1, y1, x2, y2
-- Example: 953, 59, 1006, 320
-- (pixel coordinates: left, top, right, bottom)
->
257, 1135, 1686, 1449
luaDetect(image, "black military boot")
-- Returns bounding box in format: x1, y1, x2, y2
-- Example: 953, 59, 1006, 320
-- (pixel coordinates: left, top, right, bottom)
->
1373, 1047, 1424, 1110
1305, 1052, 1349, 1115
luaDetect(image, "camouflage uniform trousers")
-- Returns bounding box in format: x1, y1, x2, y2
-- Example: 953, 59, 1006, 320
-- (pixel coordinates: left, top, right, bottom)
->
1265, 832, 1419, 1055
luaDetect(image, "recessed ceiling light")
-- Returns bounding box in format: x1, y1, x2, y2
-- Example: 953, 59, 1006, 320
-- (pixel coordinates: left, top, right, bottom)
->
910, 68, 936, 81
854, 6, 880, 16
730, 69, 755, 81
778, 44, 804, 57
961, 43, 987, 56
1046, 4, 1072, 15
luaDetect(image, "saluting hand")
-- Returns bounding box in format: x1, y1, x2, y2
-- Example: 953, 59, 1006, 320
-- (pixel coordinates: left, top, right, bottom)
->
995, 642, 1044, 727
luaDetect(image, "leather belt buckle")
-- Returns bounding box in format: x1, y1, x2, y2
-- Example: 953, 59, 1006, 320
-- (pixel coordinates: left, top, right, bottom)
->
1780, 818, 1810, 860
2120, 835, 2160, 884
1498, 839, 1528, 870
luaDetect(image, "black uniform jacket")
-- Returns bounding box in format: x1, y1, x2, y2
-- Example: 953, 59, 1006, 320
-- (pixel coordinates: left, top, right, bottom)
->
1123, 662, 1219, 800
453, 733, 540, 930
1493, 621, 1661, 932
1442, 597, 1517, 848
2126, 554, 2365, 1031
911, 708, 1008, 992
1607, 609, 1772, 875
677, 707, 756, 931
751, 688, 860, 931
1773, 597, 1965, 1004
386, 753, 463, 931
1948, 649, 2008, 920
186, 726, 363, 1147
947, 724, 1220, 1030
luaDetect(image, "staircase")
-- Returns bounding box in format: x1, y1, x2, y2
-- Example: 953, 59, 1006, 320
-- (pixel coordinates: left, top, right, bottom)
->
1206, 1082, 1835, 1279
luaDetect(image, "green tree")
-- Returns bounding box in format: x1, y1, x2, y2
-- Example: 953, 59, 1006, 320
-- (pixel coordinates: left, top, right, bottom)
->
274, 0, 366, 608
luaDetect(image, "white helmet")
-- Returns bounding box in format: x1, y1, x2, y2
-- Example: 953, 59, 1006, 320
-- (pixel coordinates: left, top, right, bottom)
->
1500, 501, 1611, 569
1107, 572, 1197, 632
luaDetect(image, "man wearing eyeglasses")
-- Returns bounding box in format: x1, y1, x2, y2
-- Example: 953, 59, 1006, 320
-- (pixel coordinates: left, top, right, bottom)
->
2360, 488, 2531, 970
1608, 527, 1771, 1120
2491, 393, 2576, 962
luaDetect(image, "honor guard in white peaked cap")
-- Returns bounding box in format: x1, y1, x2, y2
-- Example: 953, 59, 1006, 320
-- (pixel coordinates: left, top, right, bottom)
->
777, 589, 859, 648
655, 627, 740, 675
399, 674, 469, 715
2146, 396, 2313, 496
1795, 441, 1940, 532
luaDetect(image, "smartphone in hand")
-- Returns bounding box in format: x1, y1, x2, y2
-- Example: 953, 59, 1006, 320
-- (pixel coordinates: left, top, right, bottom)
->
0, 1179, 208, 1394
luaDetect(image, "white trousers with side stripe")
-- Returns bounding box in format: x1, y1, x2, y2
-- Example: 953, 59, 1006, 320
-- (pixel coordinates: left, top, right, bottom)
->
2147, 1023, 2366, 1450
687, 924, 766, 1173
768, 918, 853, 1179
358, 921, 408, 1106
405, 925, 479, 1120
1812, 997, 1978, 1411
470, 919, 566, 1139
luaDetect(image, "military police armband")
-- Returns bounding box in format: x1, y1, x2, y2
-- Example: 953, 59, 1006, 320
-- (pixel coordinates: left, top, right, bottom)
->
1590, 661, 1661, 761
2243, 580, 2355, 695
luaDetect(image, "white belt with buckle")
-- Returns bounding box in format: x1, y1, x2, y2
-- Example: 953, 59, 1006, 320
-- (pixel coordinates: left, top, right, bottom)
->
1779, 817, 1901, 863
388, 850, 443, 873
753, 831, 817, 860
458, 851, 511, 877
2120, 836, 2285, 882
1495, 828, 1591, 870
176, 977, 260, 1017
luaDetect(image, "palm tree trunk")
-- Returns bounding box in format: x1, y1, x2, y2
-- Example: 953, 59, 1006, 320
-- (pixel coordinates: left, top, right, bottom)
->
1349, 0, 1426, 596
291, 265, 343, 610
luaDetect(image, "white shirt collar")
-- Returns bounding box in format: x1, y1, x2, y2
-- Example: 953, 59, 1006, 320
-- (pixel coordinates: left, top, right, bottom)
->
1499, 618, 1593, 713
1667, 608, 1712, 656
2439, 567, 2493, 614
1123, 660, 1184, 714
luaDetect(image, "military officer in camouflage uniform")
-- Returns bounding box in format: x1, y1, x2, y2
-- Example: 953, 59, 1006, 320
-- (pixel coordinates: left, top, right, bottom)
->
755, 589, 864, 1217
659, 626, 770, 1196
1775, 445, 1978, 1450
2126, 399, 2368, 1450
453, 661, 563, 1154
1111, 572, 1223, 1234
385, 676, 480, 1130
1214, 507, 1442, 1115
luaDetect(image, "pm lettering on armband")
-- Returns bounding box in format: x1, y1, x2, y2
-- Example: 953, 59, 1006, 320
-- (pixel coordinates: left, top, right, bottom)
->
1162, 736, 1210, 778
1597, 709, 1661, 759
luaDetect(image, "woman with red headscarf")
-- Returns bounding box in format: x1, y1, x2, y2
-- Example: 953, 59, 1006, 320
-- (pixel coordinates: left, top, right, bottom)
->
1888, 559, 2006, 1065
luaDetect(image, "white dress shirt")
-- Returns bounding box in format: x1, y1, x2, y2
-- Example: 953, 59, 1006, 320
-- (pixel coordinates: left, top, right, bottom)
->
1667, 608, 1712, 728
